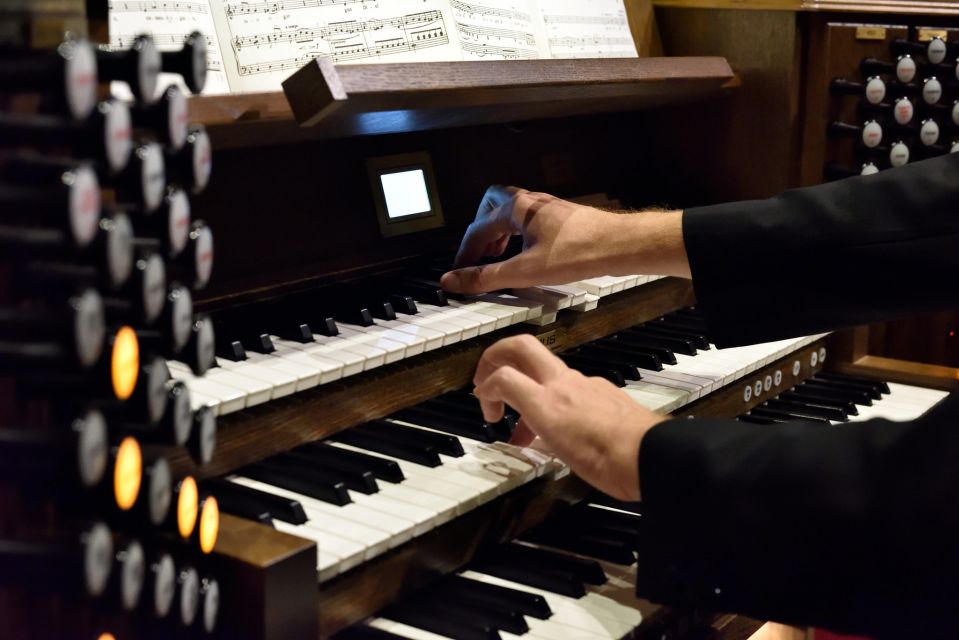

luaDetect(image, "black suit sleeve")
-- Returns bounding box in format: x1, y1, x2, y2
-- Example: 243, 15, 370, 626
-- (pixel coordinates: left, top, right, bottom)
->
682, 153, 959, 347
634, 154, 959, 638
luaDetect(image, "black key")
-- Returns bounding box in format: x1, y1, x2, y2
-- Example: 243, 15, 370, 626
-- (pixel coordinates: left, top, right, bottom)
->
657, 314, 708, 332
522, 528, 636, 565
270, 450, 379, 494
333, 427, 442, 467
579, 344, 663, 372
280, 450, 380, 494
299, 441, 404, 483
739, 414, 779, 425
307, 314, 339, 337
216, 337, 247, 362
241, 461, 352, 506
336, 306, 374, 327
563, 352, 640, 381
492, 543, 607, 585
384, 604, 500, 640
814, 372, 890, 395
780, 390, 859, 416
798, 380, 873, 405
575, 504, 642, 536
558, 357, 626, 386
422, 396, 515, 440
598, 336, 677, 364
765, 398, 847, 422
366, 420, 464, 457
474, 559, 585, 598
803, 376, 882, 400
273, 322, 314, 343
750, 406, 830, 424
427, 594, 528, 635
625, 328, 698, 355
206, 477, 307, 525
393, 406, 500, 443
388, 294, 417, 315
641, 323, 710, 350
333, 626, 408, 640
445, 575, 551, 619
386, 277, 448, 306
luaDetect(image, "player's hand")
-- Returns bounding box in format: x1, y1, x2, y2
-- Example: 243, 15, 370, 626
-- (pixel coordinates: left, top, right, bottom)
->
440, 185, 690, 295
473, 334, 666, 500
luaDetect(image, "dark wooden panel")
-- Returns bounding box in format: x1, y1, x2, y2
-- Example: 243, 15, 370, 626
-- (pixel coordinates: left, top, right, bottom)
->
651, 8, 803, 203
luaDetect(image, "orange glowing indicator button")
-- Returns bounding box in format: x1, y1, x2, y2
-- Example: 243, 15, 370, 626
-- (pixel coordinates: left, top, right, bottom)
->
198, 495, 219, 554
113, 437, 142, 511
177, 476, 199, 539
111, 326, 139, 401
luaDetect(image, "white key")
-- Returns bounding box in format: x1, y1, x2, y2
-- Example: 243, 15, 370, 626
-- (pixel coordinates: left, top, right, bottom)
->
376, 317, 447, 352
513, 286, 574, 311
337, 326, 407, 364
367, 618, 454, 640
570, 293, 600, 312
417, 304, 482, 340
214, 356, 299, 398
230, 477, 395, 560
483, 292, 545, 322
269, 336, 345, 384
525, 310, 558, 326
167, 363, 253, 414
424, 303, 498, 335
187, 389, 220, 415
448, 299, 514, 330
279, 333, 368, 377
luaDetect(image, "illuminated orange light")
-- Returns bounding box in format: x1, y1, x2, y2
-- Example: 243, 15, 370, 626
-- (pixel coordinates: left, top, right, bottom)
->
111, 326, 139, 401
198, 496, 220, 554
113, 437, 142, 511
177, 477, 199, 539
97, 634, 117, 640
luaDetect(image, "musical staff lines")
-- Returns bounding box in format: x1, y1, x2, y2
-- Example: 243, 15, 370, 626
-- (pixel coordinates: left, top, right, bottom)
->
456, 22, 536, 48
449, 0, 531, 23
460, 41, 537, 59
234, 10, 451, 74
542, 13, 627, 27
109, 0, 210, 13
224, 0, 369, 17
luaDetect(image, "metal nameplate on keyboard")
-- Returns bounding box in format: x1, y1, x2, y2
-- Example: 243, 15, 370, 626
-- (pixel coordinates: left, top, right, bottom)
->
535, 329, 565, 351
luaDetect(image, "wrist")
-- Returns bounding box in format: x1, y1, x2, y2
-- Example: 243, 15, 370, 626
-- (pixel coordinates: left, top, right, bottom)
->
605, 209, 690, 279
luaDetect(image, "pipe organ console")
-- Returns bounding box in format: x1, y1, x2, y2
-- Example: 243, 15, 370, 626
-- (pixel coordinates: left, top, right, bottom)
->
3, 2, 959, 639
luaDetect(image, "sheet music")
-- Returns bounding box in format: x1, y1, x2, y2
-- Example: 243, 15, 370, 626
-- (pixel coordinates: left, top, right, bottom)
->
108, 0, 232, 96
537, 0, 637, 59
449, 0, 548, 61
211, 0, 463, 93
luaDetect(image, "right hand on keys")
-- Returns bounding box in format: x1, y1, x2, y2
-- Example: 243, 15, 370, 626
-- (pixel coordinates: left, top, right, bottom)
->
473, 334, 666, 501
440, 185, 690, 296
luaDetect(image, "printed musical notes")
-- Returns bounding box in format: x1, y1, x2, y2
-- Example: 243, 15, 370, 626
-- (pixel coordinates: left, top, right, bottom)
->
538, 0, 636, 59
219, 0, 460, 92
451, 0, 546, 60
107, 0, 637, 95
108, 0, 231, 94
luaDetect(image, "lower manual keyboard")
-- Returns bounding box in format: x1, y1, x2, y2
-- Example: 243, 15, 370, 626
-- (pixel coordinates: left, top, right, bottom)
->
334, 501, 650, 640
738, 372, 949, 425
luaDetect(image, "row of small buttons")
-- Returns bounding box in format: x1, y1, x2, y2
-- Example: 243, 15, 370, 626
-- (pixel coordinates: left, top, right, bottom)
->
743, 347, 827, 403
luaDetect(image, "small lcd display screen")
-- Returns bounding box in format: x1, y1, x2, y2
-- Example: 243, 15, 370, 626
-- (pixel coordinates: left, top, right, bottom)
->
380, 168, 432, 219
